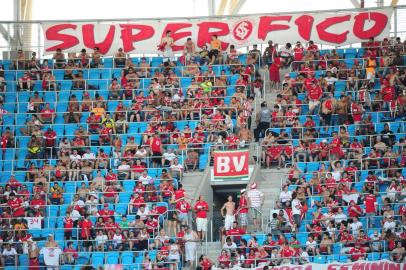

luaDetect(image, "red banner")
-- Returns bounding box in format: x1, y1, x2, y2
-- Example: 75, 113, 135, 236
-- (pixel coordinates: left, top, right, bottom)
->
213, 150, 249, 179
41, 8, 392, 55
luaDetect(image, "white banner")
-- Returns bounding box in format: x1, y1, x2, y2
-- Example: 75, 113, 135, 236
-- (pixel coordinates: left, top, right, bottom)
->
25, 217, 43, 230
212, 260, 404, 270
42, 8, 393, 55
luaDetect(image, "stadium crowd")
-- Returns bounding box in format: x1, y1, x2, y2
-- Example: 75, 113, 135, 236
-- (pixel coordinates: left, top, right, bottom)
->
0, 31, 404, 269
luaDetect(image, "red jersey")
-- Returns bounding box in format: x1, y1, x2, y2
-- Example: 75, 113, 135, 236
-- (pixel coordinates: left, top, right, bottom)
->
194, 201, 209, 218
151, 138, 162, 153
348, 205, 362, 218
382, 86, 395, 102
64, 217, 74, 231
364, 194, 377, 213
349, 247, 365, 261
8, 198, 25, 217
43, 131, 57, 147
239, 196, 248, 214
80, 219, 93, 239
174, 188, 186, 200
308, 85, 323, 100
176, 200, 191, 214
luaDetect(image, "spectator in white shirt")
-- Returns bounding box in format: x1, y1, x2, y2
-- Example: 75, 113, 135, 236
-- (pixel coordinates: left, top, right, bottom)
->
247, 183, 264, 232
69, 149, 82, 163
162, 148, 177, 166
277, 185, 292, 208
170, 157, 183, 179
383, 216, 397, 232
222, 237, 237, 253
136, 205, 150, 222
138, 170, 153, 185
95, 230, 108, 251
305, 235, 317, 256
334, 207, 348, 225
350, 217, 364, 238
118, 160, 130, 180
82, 148, 96, 167
291, 192, 302, 231
2, 243, 17, 267
111, 229, 124, 251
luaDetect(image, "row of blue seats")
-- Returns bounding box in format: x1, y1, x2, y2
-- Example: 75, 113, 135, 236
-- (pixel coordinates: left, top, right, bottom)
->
0, 53, 251, 70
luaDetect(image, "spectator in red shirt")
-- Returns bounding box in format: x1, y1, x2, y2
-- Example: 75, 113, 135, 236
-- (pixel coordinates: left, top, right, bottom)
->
226, 221, 245, 245
194, 195, 209, 241
43, 127, 57, 159
348, 200, 363, 220
7, 192, 25, 217
218, 249, 231, 268
364, 190, 377, 228
79, 215, 93, 252
63, 241, 78, 264
349, 243, 366, 262
38, 103, 55, 124
266, 142, 283, 169
307, 81, 323, 114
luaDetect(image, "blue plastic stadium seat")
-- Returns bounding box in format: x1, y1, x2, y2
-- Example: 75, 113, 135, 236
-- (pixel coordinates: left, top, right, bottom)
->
106, 252, 120, 264
92, 252, 105, 266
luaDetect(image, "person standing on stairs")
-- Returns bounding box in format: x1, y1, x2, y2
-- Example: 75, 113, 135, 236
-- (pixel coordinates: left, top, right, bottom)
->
221, 195, 236, 232
254, 102, 271, 142
247, 183, 264, 232
194, 195, 209, 241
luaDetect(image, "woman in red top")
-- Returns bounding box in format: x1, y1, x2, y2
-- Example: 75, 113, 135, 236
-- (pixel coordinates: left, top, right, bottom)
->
245, 249, 257, 268
199, 255, 213, 270
217, 249, 231, 268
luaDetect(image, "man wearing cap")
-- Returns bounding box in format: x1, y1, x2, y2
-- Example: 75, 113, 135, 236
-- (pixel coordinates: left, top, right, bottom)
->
247, 183, 264, 232
237, 189, 249, 231
194, 195, 209, 241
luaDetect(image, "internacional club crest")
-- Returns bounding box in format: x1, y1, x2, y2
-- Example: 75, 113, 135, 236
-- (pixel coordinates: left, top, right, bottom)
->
232, 19, 254, 44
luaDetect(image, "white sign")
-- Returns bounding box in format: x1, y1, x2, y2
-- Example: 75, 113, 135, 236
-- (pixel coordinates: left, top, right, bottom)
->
42, 8, 392, 55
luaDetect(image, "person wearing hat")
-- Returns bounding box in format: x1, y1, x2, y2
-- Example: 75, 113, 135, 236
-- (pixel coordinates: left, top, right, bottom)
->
247, 183, 264, 232
237, 189, 249, 231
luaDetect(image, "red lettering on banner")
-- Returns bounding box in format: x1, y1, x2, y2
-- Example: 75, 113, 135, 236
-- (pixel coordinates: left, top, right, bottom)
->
213, 151, 249, 179
370, 262, 385, 270
82, 24, 115, 54
257, 16, 292, 40
197, 22, 230, 50
353, 12, 388, 39
162, 23, 193, 52
295, 15, 314, 41
119, 24, 155, 52
352, 262, 365, 270
316, 15, 350, 44
45, 24, 79, 52
279, 267, 291, 270
389, 262, 401, 270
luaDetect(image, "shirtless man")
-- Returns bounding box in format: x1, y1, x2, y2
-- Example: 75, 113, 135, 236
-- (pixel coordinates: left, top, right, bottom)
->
336, 95, 348, 125
237, 126, 253, 146
221, 195, 236, 231
160, 30, 174, 60
53, 48, 66, 69
183, 38, 196, 64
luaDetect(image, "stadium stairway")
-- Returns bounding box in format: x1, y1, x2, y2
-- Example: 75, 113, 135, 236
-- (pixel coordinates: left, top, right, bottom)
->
182, 170, 206, 202
250, 166, 288, 226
